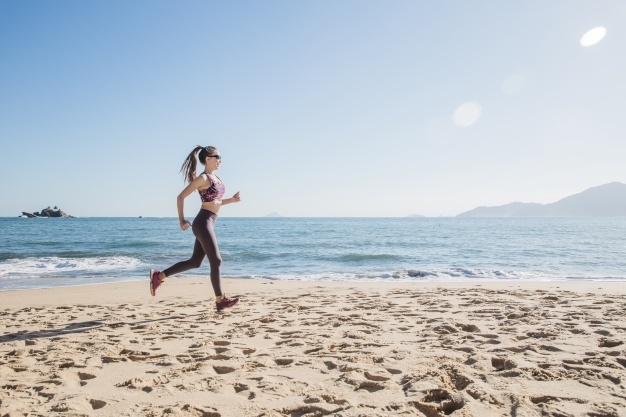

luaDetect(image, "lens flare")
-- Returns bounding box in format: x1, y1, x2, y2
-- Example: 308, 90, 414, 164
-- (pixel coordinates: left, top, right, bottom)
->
452, 101, 482, 127
580, 26, 607, 47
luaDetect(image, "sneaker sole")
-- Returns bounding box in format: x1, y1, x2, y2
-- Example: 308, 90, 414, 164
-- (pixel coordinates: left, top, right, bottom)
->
149, 269, 155, 296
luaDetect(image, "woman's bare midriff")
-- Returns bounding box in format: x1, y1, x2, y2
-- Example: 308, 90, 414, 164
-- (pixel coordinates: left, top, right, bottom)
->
201, 201, 222, 214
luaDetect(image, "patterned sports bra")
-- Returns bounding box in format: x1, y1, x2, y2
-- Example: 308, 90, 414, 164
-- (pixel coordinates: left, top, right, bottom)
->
198, 173, 225, 202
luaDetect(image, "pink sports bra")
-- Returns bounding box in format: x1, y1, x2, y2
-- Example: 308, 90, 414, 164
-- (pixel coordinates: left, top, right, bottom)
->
198, 173, 225, 202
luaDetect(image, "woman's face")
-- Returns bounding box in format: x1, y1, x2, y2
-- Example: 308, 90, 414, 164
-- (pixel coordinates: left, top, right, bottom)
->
205, 151, 221, 171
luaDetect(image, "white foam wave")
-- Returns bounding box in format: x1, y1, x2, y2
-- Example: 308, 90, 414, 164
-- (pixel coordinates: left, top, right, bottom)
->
234, 268, 577, 282
0, 256, 143, 278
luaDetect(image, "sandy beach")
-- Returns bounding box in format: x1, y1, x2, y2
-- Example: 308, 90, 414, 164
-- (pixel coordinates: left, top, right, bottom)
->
1, 278, 625, 416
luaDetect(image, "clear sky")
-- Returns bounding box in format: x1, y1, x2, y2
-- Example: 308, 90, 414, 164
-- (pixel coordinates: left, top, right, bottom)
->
1, 1, 625, 217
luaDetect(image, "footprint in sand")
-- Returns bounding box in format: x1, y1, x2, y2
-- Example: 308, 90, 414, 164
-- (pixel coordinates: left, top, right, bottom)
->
456, 323, 480, 333
89, 399, 106, 410
598, 339, 623, 348
233, 382, 249, 393
213, 365, 238, 374
491, 357, 517, 371
78, 372, 96, 386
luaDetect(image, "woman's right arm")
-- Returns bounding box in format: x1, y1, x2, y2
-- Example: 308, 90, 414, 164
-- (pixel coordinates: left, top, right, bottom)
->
177, 176, 208, 230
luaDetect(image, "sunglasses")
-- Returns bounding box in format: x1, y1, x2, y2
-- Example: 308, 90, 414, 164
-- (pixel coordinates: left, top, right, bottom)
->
207, 155, 221, 160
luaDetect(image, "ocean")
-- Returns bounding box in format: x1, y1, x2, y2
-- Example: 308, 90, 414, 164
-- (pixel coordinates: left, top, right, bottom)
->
1, 216, 625, 291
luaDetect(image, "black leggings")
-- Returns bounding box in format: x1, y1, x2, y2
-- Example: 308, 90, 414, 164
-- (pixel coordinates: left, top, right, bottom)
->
162, 209, 223, 296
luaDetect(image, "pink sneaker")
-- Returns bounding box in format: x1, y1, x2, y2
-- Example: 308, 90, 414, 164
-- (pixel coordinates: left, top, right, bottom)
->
216, 295, 239, 311
150, 269, 162, 296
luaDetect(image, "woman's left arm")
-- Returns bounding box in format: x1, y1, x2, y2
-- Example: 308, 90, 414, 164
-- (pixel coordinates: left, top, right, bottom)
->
221, 191, 241, 206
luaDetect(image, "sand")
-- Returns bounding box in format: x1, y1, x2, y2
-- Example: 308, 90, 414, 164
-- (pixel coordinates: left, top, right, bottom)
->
1, 278, 625, 417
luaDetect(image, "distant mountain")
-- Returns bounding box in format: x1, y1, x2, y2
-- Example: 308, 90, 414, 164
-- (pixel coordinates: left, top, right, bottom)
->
457, 182, 626, 217
407, 214, 425, 217
265, 212, 283, 217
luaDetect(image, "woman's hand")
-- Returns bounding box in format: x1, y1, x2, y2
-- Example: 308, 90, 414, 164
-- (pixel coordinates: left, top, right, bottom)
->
180, 219, 192, 231
232, 191, 241, 203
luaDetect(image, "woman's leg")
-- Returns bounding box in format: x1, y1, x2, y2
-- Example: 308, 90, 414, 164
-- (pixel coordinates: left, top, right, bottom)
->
161, 239, 205, 278
192, 212, 223, 296
190, 209, 237, 310
150, 210, 215, 296
153, 209, 235, 308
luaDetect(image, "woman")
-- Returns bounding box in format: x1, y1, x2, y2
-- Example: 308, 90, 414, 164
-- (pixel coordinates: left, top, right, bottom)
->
150, 145, 241, 311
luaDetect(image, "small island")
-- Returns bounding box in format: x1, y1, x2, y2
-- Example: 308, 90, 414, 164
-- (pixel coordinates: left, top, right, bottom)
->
20, 206, 76, 218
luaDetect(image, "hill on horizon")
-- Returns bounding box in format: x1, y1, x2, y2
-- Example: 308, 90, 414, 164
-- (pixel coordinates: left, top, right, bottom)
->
457, 182, 626, 217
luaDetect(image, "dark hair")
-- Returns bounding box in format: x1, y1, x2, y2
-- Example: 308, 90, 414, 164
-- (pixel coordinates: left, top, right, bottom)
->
180, 145, 218, 183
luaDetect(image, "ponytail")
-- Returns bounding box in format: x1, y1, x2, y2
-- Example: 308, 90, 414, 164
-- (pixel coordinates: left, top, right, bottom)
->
180, 145, 219, 183
180, 146, 203, 184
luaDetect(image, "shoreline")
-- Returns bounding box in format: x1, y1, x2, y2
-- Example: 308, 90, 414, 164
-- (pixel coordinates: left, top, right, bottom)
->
2, 278, 625, 416
1, 277, 625, 306
2, 275, 626, 295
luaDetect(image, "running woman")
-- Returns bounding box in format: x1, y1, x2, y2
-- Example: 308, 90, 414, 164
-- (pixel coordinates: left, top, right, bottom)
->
150, 146, 240, 311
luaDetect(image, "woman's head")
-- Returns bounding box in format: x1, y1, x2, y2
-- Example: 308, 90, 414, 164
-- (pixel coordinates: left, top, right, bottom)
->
181, 145, 221, 183
198, 146, 219, 165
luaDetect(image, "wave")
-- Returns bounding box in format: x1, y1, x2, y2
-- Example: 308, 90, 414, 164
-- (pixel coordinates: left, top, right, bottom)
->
0, 256, 144, 278
231, 267, 626, 282
116, 241, 161, 249
224, 251, 297, 262
222, 252, 404, 264
0, 252, 20, 261
336, 253, 403, 262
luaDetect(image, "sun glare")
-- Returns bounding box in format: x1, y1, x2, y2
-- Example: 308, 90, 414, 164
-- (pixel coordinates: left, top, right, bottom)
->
453, 101, 482, 127
580, 26, 607, 47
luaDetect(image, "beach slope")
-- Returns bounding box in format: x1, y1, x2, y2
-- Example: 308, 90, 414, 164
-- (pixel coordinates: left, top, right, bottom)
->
1, 278, 625, 416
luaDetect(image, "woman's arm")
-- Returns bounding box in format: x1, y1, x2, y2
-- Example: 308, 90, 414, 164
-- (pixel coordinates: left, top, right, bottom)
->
220, 191, 241, 206
177, 176, 209, 230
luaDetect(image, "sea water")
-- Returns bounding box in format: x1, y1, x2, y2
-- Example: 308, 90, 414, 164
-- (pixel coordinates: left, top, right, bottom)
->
1, 217, 625, 290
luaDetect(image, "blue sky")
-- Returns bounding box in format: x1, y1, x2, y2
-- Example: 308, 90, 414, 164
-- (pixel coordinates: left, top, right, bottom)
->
1, 1, 624, 217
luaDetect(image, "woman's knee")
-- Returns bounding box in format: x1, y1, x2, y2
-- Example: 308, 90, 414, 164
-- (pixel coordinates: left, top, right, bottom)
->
210, 256, 222, 269
189, 258, 203, 269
